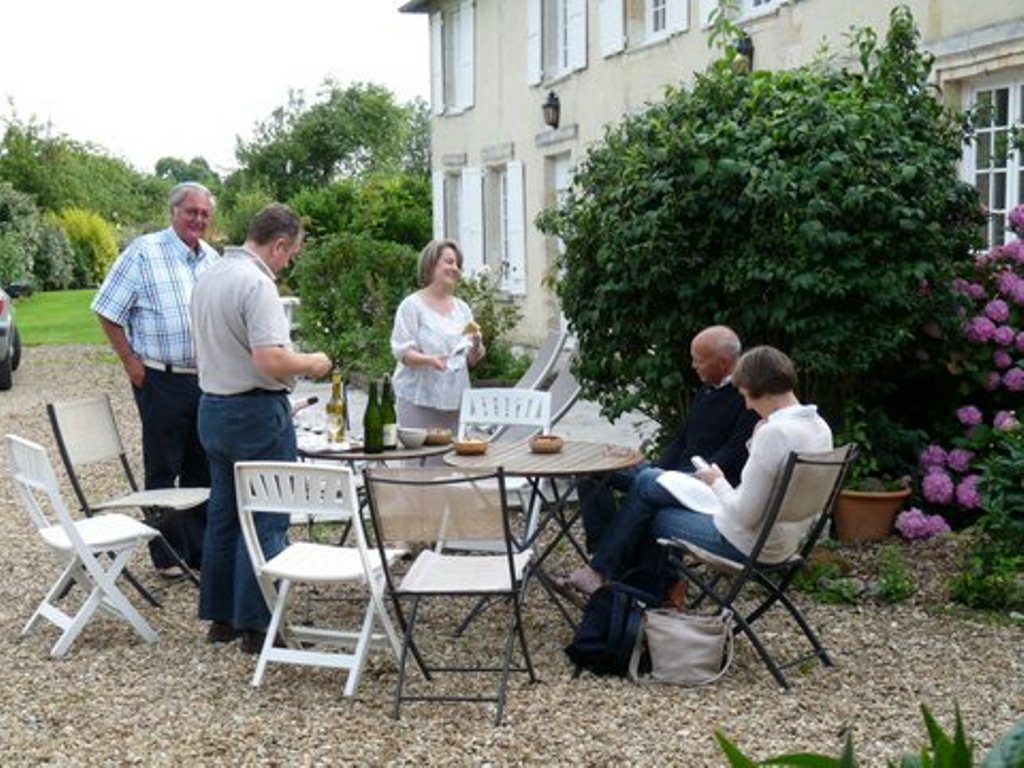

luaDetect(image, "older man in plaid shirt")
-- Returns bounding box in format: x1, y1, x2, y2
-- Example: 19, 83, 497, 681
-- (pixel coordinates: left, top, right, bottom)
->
92, 182, 219, 572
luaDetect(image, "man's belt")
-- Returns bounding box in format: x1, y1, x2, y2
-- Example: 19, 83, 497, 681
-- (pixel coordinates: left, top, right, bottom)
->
141, 358, 198, 375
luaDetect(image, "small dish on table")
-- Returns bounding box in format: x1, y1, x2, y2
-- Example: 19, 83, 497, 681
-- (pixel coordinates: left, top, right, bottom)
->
397, 427, 428, 449
529, 434, 564, 454
424, 427, 453, 446
453, 438, 488, 456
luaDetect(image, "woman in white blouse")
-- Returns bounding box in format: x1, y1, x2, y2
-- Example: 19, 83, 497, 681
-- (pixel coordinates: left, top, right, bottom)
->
390, 240, 485, 432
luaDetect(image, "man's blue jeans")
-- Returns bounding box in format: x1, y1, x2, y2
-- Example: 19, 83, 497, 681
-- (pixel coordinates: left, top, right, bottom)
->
198, 391, 295, 632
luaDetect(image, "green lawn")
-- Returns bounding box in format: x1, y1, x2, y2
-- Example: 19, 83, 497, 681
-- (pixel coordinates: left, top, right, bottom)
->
14, 289, 106, 345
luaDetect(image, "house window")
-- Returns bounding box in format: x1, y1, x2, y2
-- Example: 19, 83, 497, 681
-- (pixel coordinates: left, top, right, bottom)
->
483, 162, 526, 295
484, 166, 509, 276
964, 78, 1023, 248
430, 1, 474, 115
648, 0, 667, 39
741, 0, 780, 15
527, 0, 586, 85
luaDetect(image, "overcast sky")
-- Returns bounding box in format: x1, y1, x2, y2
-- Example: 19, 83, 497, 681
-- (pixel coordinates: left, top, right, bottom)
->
1, 1, 429, 175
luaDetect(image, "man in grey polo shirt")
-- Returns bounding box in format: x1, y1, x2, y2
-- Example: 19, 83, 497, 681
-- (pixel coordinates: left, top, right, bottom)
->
190, 203, 332, 652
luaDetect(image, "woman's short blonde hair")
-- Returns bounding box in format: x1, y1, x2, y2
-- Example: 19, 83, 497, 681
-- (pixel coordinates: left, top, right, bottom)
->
732, 346, 797, 399
417, 239, 464, 287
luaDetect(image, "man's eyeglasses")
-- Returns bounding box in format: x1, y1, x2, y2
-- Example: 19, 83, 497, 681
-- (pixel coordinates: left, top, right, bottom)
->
177, 206, 211, 221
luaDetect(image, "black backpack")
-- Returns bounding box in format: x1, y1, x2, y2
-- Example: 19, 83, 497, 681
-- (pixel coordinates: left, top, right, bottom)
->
565, 582, 659, 677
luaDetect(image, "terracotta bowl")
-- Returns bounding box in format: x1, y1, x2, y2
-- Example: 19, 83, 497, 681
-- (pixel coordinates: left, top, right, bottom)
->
454, 438, 488, 456
529, 434, 564, 454
423, 428, 453, 445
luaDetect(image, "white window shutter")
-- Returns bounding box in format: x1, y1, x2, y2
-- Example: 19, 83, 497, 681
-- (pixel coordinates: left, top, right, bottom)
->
699, 0, 717, 29
457, 0, 475, 110
667, 0, 688, 33
430, 12, 444, 114
432, 170, 445, 240
599, 0, 625, 57
459, 167, 484, 277
526, 0, 543, 85
567, 0, 588, 72
503, 161, 527, 296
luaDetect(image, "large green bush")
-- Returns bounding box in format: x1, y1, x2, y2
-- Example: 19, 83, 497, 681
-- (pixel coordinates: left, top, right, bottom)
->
34, 213, 76, 290
0, 180, 39, 284
291, 232, 418, 379
537, 7, 982, 443
58, 207, 119, 287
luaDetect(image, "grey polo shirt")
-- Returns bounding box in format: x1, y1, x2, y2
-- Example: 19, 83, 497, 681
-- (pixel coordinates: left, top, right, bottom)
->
190, 246, 293, 395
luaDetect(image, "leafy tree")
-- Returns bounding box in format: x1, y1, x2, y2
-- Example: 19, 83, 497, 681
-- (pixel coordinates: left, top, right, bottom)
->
34, 213, 76, 289
537, 6, 982, 443
287, 180, 360, 240
235, 81, 424, 200
349, 174, 432, 248
154, 155, 222, 193
0, 113, 167, 231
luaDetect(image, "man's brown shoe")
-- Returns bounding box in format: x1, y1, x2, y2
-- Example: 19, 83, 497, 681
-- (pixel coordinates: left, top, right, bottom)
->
206, 621, 239, 644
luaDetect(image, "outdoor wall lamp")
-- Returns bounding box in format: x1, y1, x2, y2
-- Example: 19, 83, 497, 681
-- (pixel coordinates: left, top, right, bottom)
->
734, 33, 755, 72
542, 91, 561, 129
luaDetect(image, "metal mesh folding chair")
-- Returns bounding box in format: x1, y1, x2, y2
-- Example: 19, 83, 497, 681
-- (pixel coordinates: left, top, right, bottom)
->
512, 321, 568, 391
658, 444, 857, 689
47, 395, 206, 599
362, 467, 537, 725
6, 434, 159, 657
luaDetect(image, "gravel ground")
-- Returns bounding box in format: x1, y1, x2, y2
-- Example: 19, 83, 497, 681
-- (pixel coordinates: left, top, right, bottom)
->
0, 345, 1021, 766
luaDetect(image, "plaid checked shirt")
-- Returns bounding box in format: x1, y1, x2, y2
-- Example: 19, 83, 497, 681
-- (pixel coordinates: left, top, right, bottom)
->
92, 227, 219, 367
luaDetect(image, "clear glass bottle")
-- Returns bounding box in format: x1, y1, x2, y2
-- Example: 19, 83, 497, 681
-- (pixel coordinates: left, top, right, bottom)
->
381, 374, 398, 449
326, 371, 345, 444
363, 379, 383, 453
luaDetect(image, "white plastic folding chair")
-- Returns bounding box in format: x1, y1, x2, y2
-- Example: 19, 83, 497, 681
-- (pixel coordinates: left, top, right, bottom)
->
457, 387, 552, 441
234, 461, 403, 696
47, 395, 207, 592
6, 434, 159, 657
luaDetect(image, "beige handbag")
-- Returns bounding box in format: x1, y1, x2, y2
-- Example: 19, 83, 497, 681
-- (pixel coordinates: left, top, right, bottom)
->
628, 608, 734, 685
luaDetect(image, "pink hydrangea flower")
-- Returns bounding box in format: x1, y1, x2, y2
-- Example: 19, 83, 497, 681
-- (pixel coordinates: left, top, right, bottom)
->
946, 448, 975, 473
1008, 204, 1024, 234
965, 316, 996, 343
1016, 332, 1024, 353
1003, 367, 1024, 391
919, 444, 947, 469
955, 474, 982, 509
1005, 239, 1024, 264
985, 299, 1010, 322
996, 271, 1021, 297
895, 507, 951, 540
956, 405, 983, 426
994, 325, 1016, 346
994, 410, 1019, 430
994, 350, 1014, 369
966, 283, 988, 301
987, 371, 1003, 390
923, 471, 955, 504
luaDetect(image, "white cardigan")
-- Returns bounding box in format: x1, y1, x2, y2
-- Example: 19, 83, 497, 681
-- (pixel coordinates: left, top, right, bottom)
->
710, 404, 833, 563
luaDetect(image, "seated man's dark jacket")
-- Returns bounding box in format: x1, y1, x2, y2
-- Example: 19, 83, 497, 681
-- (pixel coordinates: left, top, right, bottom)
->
655, 382, 758, 485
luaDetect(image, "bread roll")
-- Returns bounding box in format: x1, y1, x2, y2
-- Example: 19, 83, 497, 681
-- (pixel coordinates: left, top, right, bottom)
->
463, 320, 481, 335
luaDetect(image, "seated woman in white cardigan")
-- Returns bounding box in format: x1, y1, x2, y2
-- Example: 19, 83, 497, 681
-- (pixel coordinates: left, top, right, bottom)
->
562, 345, 833, 598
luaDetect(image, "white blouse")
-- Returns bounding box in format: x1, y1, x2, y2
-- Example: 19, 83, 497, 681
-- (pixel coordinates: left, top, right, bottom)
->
390, 291, 476, 411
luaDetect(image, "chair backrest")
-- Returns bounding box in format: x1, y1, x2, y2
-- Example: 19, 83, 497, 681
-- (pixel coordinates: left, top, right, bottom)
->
47, 396, 138, 511
547, 365, 581, 426
5, 434, 71, 534
750, 444, 858, 563
458, 388, 551, 441
363, 467, 511, 548
513, 323, 568, 390
234, 462, 363, 608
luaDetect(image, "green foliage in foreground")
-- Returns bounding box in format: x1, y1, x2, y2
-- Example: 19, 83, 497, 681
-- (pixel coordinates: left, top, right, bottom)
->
716, 705, 1023, 767
13, 289, 105, 346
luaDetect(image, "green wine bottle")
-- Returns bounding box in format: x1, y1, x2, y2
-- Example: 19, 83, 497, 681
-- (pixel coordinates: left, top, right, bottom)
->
363, 379, 383, 453
381, 374, 398, 449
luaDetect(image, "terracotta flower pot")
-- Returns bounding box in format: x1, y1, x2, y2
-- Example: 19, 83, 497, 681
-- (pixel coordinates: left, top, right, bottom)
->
832, 488, 911, 542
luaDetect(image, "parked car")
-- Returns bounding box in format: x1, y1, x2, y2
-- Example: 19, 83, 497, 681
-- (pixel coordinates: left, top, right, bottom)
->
0, 285, 23, 390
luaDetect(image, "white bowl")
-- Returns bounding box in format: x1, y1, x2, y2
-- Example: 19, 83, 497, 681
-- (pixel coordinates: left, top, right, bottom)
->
397, 427, 427, 449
